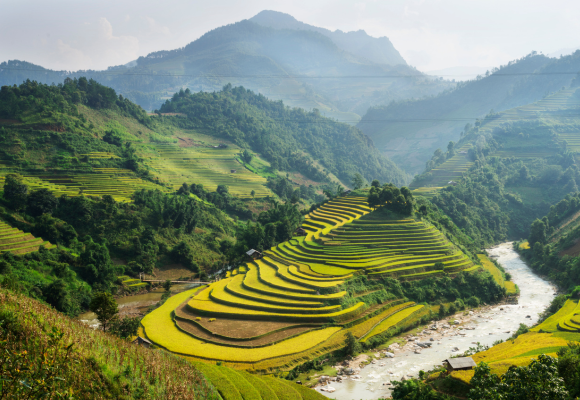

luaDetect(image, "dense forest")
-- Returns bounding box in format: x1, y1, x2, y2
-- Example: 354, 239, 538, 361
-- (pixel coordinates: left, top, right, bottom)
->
413, 118, 580, 247
159, 84, 409, 185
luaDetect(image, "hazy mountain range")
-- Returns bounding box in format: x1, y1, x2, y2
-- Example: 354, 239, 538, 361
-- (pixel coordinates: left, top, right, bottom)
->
0, 10, 451, 121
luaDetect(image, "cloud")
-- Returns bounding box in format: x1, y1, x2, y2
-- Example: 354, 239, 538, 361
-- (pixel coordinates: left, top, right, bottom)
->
144, 16, 171, 36
52, 39, 93, 70
46, 18, 139, 70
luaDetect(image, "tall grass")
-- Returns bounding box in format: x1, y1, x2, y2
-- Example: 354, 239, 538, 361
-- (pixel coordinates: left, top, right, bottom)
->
0, 289, 219, 399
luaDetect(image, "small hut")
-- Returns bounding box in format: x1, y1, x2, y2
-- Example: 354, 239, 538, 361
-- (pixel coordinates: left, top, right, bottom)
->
231, 169, 237, 173
447, 181, 458, 186
443, 357, 476, 372
246, 249, 262, 260
295, 227, 307, 236
132, 336, 152, 348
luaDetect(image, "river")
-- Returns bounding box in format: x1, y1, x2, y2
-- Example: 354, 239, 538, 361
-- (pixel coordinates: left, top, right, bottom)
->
319, 242, 557, 400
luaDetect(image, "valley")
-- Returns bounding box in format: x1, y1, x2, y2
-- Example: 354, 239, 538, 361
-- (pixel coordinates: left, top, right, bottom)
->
2, 4, 580, 400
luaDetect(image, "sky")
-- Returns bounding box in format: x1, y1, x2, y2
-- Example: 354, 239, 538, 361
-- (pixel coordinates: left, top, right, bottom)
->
1, 0, 579, 73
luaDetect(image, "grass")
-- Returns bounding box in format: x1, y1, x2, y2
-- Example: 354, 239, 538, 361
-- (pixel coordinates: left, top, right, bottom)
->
478, 254, 518, 295
0, 289, 219, 399
360, 305, 425, 343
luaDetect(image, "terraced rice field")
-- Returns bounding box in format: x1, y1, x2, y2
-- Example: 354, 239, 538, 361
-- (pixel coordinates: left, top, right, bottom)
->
411, 89, 580, 195
411, 143, 473, 195
0, 220, 54, 255
142, 143, 270, 198
142, 194, 476, 370
0, 169, 164, 203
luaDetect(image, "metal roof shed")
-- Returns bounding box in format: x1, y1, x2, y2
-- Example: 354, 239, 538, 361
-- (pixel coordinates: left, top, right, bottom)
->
444, 357, 477, 371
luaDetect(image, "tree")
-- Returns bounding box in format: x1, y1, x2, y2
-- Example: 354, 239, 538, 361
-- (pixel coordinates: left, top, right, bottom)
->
469, 356, 568, 400
371, 179, 380, 188
103, 130, 123, 146
3, 174, 28, 211
217, 184, 229, 195
344, 331, 360, 357
251, 190, 255, 198
352, 173, 365, 190
109, 316, 140, 339
241, 149, 253, 164
529, 219, 547, 246
27, 188, 58, 216
89, 291, 118, 332
80, 238, 115, 286
163, 279, 172, 292
42, 279, 71, 315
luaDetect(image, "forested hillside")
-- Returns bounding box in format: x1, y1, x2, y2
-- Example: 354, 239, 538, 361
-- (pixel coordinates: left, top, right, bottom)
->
408, 85, 580, 247
0, 15, 452, 118
159, 84, 409, 185
360, 51, 580, 173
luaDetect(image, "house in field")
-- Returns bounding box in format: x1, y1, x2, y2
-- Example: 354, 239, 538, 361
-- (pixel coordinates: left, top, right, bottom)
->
132, 336, 152, 348
447, 181, 458, 186
246, 249, 262, 260
230, 169, 237, 173
295, 227, 307, 236
443, 357, 476, 372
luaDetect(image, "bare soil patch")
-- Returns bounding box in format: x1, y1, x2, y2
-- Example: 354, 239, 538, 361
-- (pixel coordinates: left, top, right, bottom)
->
175, 301, 319, 338
150, 263, 195, 281
177, 136, 195, 148
560, 238, 580, 258
175, 319, 315, 346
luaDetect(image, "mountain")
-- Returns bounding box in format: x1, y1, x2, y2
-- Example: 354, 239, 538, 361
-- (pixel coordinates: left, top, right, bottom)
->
249, 10, 407, 66
0, 14, 452, 120
358, 51, 580, 174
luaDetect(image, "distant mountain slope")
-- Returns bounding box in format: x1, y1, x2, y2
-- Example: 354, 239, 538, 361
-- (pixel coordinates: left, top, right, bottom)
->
249, 10, 407, 66
0, 15, 452, 119
359, 51, 580, 174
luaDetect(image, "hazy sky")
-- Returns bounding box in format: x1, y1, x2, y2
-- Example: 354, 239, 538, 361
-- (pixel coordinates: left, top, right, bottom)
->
1, 0, 579, 72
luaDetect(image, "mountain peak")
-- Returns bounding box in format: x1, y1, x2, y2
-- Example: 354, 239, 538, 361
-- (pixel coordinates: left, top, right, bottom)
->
249, 10, 406, 66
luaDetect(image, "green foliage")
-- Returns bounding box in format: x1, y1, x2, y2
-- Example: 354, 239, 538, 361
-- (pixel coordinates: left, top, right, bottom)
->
159, 85, 409, 185
89, 291, 118, 332
380, 270, 505, 305
469, 356, 569, 400
3, 174, 28, 211
367, 184, 414, 215
109, 316, 140, 339
392, 379, 453, 400
344, 331, 360, 357
27, 188, 58, 217
0, 77, 152, 127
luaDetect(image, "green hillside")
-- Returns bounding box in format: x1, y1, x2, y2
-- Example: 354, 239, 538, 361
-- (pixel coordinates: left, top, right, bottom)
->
406, 87, 580, 246
360, 51, 580, 174
158, 85, 410, 186
0, 287, 329, 399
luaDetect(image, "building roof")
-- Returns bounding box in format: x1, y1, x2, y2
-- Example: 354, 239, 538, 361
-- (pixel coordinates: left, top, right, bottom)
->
246, 249, 261, 256
133, 336, 152, 345
444, 357, 476, 369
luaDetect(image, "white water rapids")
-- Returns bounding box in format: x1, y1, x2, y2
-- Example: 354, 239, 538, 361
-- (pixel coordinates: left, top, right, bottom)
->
319, 242, 557, 400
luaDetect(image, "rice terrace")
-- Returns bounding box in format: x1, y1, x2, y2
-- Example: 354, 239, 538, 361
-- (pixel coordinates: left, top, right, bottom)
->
3, 2, 580, 400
